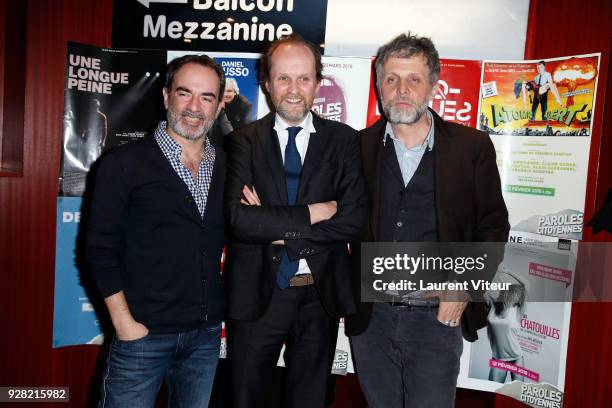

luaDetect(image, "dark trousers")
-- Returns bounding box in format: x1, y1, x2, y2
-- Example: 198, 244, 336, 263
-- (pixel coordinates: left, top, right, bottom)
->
351, 303, 463, 408
227, 285, 338, 408
531, 92, 548, 120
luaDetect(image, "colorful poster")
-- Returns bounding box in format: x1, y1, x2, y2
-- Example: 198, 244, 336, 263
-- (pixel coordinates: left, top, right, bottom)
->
478, 54, 600, 240
52, 197, 104, 347
366, 58, 483, 128
60, 42, 166, 196
478, 56, 598, 136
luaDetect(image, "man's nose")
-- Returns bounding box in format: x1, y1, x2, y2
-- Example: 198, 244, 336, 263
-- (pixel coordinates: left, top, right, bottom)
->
288, 79, 299, 93
187, 95, 200, 111
398, 79, 410, 95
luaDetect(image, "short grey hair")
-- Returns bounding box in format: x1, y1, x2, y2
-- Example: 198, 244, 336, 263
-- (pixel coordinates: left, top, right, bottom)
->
375, 32, 440, 88
226, 77, 239, 94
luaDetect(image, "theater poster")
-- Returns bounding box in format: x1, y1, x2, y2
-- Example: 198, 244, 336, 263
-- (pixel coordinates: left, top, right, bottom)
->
457, 231, 574, 407
366, 58, 482, 128
477, 54, 600, 240
60, 42, 165, 197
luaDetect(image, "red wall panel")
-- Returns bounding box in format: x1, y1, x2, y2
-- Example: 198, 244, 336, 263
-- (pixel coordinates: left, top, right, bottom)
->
496, 1, 612, 407
0, 1, 113, 406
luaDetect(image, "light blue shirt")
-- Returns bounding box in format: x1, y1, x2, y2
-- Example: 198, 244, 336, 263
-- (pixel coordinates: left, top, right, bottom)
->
383, 111, 435, 187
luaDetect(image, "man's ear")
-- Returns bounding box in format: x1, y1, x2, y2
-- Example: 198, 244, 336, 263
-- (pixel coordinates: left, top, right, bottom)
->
215, 100, 224, 117
429, 81, 439, 100
162, 87, 169, 110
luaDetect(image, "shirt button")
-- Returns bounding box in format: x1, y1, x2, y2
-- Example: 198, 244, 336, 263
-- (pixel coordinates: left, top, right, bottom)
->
396, 221, 403, 227
201, 250, 207, 256
399, 209, 406, 213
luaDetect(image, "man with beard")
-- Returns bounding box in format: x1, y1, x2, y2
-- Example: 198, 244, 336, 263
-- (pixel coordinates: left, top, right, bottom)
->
86, 55, 226, 407
346, 33, 509, 407
224, 34, 367, 408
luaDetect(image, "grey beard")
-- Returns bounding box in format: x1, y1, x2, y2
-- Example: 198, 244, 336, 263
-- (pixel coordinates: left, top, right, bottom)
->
383, 102, 428, 125
276, 104, 309, 125
275, 93, 310, 124
167, 110, 213, 141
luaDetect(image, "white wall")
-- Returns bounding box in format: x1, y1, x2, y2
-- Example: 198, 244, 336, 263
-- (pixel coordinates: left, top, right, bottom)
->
324, 0, 529, 60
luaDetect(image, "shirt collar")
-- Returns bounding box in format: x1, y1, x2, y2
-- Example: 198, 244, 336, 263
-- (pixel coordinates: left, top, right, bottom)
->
273, 111, 316, 135
383, 110, 435, 151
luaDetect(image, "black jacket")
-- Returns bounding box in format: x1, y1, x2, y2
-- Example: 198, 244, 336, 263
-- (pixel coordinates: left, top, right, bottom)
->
346, 110, 510, 341
225, 94, 253, 130
224, 112, 367, 321
86, 135, 226, 333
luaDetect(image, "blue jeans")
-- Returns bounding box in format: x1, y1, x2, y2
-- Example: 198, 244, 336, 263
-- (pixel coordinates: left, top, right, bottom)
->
99, 323, 221, 408
351, 303, 463, 408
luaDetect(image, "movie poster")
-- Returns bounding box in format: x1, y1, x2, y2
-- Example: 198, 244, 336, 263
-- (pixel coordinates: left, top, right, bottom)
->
477, 54, 600, 240
365, 58, 482, 128
60, 42, 166, 196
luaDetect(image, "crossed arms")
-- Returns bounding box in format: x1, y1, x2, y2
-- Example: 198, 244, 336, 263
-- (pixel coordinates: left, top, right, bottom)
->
224, 129, 367, 258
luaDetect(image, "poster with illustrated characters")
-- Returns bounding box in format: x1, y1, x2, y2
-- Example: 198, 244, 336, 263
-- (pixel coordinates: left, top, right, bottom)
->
477, 54, 600, 240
